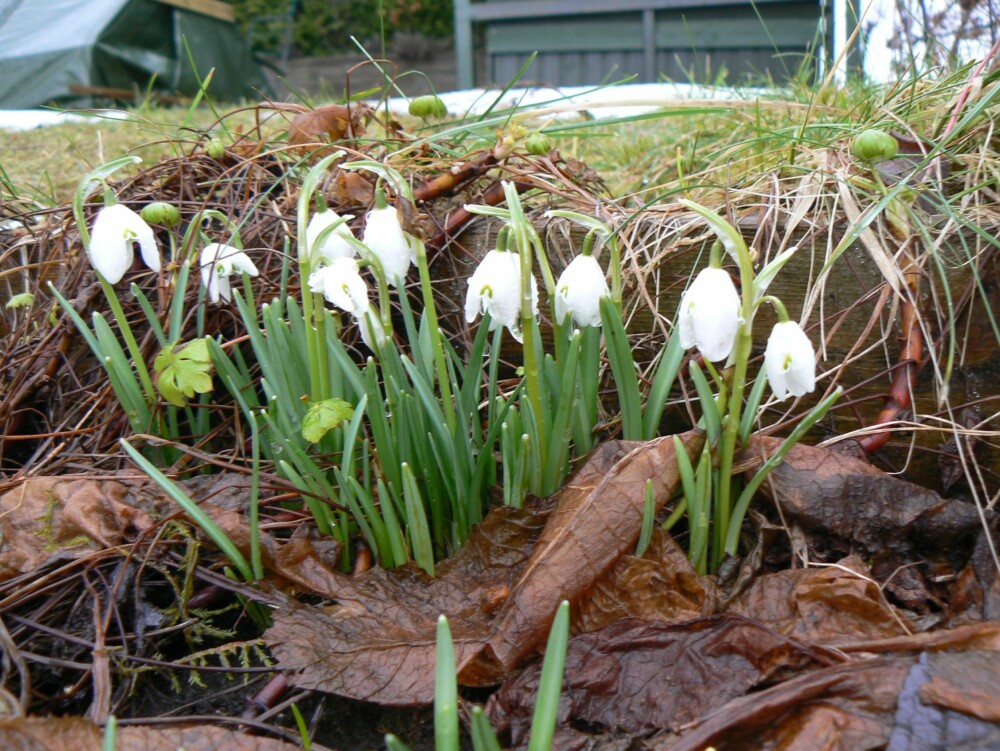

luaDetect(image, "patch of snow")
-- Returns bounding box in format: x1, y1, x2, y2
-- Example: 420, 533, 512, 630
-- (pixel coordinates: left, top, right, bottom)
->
386, 82, 775, 120
0, 109, 129, 131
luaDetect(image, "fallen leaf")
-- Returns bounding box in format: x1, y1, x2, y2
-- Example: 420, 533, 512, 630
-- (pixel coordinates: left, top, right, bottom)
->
487, 615, 841, 743
265, 498, 550, 705
286, 104, 369, 147
727, 555, 910, 643
0, 478, 154, 580
575, 528, 718, 632
649, 656, 914, 751
0, 717, 300, 750
741, 437, 985, 558
644, 622, 1000, 751
487, 432, 704, 669
265, 436, 701, 704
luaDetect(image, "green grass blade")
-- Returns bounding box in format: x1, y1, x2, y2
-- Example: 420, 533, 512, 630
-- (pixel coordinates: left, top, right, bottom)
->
401, 463, 435, 576
642, 331, 684, 440
635, 479, 655, 557
527, 600, 570, 751
434, 615, 459, 751
120, 438, 253, 580
688, 360, 721, 444
470, 706, 503, 751
600, 296, 642, 439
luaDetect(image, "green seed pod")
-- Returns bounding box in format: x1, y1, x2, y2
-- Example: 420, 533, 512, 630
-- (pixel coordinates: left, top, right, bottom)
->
408, 95, 447, 119
205, 137, 226, 160
141, 201, 181, 228
851, 129, 898, 164
525, 132, 552, 156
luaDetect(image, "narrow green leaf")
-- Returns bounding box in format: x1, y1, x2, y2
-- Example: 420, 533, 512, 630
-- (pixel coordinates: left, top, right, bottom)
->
434, 615, 459, 751
527, 600, 570, 751
600, 296, 642, 439
635, 479, 655, 557
120, 439, 253, 581
402, 463, 435, 576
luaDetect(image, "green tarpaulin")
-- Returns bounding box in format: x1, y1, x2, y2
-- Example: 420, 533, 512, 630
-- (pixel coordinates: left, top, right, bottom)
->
0, 0, 269, 108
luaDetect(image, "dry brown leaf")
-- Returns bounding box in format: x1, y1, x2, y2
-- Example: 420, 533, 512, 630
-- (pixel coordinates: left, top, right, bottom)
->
265, 498, 551, 705
742, 437, 984, 559
487, 431, 704, 669
727, 555, 910, 643
0, 478, 154, 580
286, 104, 369, 147
649, 656, 914, 751
488, 615, 841, 743
266, 436, 700, 704
575, 528, 718, 632
0, 717, 300, 751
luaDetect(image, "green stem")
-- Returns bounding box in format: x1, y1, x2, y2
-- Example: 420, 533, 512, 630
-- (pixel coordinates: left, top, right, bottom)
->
415, 239, 457, 433
507, 183, 547, 473
98, 275, 157, 405
714, 261, 754, 566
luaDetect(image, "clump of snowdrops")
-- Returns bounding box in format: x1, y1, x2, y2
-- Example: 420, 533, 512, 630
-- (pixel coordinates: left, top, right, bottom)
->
56, 152, 835, 578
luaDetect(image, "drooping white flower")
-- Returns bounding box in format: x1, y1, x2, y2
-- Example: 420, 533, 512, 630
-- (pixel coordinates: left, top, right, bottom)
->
764, 321, 816, 401
678, 267, 741, 362
554, 254, 610, 328
88, 204, 160, 284
464, 249, 538, 342
362, 205, 416, 286
199, 243, 259, 303
355, 304, 387, 351
308, 257, 369, 314
305, 209, 355, 263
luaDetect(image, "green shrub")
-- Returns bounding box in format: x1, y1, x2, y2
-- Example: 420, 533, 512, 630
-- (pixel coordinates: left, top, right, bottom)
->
227, 0, 453, 57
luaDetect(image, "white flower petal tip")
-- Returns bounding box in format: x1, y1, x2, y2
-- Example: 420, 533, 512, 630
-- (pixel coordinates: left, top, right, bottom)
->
88, 204, 160, 284
305, 209, 356, 263
464, 249, 537, 343
355, 305, 388, 351
764, 321, 817, 401
308, 257, 369, 314
199, 243, 259, 303
554, 254, 609, 328
677, 268, 741, 362
362, 205, 416, 286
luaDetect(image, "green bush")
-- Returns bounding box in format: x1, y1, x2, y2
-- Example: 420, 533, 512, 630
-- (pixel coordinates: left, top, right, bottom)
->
228, 0, 453, 57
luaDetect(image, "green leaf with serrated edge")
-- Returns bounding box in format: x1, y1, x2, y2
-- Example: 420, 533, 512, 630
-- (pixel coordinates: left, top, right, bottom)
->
301, 398, 355, 444
155, 338, 214, 407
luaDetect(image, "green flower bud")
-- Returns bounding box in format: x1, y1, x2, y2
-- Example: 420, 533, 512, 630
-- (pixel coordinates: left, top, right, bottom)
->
205, 137, 226, 160
141, 201, 181, 228
851, 129, 898, 164
408, 95, 447, 119
525, 132, 552, 156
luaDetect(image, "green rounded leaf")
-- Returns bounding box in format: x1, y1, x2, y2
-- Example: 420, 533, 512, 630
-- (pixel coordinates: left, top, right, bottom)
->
302, 398, 355, 443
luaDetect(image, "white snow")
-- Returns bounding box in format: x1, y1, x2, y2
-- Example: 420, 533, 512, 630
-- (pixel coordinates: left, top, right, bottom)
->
0, 109, 128, 131
0, 82, 770, 132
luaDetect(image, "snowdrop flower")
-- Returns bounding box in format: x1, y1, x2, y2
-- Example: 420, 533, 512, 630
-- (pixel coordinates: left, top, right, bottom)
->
362, 204, 416, 286
764, 321, 816, 401
554, 254, 609, 328
305, 209, 355, 263
355, 304, 387, 351
678, 267, 741, 362
200, 243, 259, 303
308, 257, 369, 314
88, 204, 160, 284
465, 249, 538, 342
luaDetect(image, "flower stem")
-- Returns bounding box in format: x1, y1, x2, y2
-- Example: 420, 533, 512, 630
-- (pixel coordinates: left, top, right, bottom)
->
414, 238, 457, 433
98, 275, 157, 406
505, 183, 547, 474
713, 253, 755, 569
